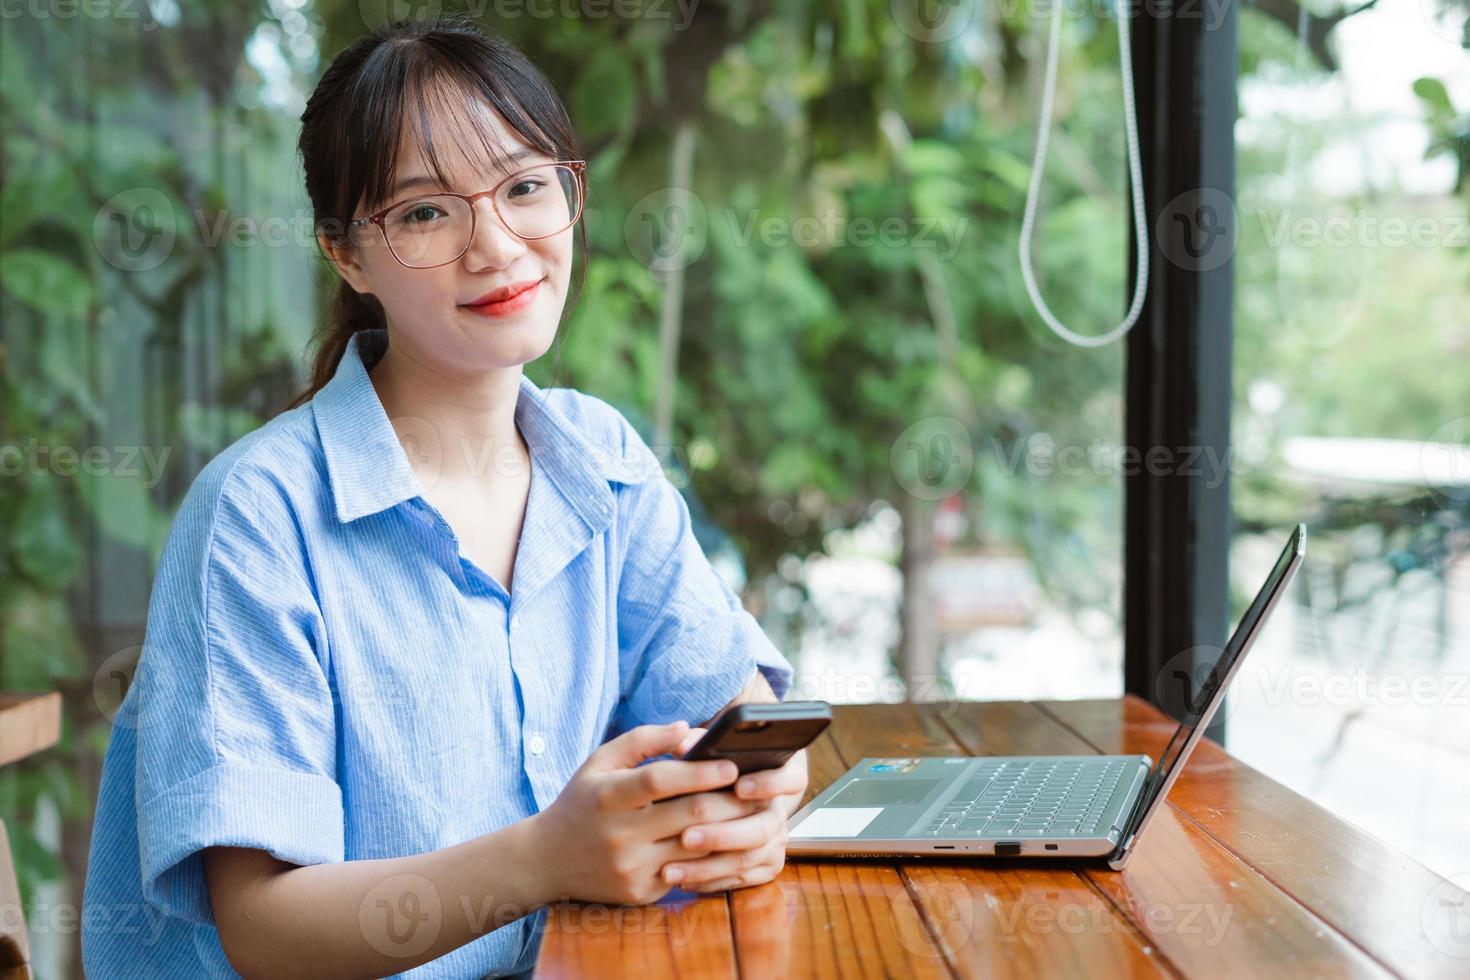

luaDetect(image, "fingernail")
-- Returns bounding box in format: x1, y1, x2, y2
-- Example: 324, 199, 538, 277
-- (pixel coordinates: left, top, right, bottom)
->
721, 762, 739, 780
665, 866, 685, 883
686, 830, 705, 847
737, 779, 754, 796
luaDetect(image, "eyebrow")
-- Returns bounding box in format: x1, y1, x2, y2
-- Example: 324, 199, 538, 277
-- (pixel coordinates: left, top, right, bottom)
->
388, 148, 544, 199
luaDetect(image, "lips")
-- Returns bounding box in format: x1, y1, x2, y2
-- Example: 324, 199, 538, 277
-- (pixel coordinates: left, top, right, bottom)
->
460, 277, 544, 318
464, 279, 542, 306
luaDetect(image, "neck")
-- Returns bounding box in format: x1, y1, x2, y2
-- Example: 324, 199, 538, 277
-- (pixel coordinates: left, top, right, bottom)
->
367, 341, 529, 486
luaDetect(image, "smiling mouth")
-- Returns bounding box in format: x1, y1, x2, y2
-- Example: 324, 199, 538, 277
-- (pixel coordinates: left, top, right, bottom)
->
460, 277, 545, 317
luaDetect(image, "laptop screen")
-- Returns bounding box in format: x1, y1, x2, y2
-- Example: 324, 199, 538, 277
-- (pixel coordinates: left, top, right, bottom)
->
1145, 523, 1306, 795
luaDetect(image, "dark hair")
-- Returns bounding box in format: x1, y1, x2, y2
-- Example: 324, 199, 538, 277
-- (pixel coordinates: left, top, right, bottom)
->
282, 14, 587, 411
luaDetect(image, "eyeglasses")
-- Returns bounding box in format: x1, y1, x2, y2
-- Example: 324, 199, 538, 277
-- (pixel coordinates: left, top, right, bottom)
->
346, 160, 586, 269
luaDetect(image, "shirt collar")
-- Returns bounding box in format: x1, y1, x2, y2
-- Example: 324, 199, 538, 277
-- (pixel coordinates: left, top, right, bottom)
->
312, 327, 647, 527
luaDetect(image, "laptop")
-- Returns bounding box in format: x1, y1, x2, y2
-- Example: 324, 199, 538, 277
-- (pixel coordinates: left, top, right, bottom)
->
786, 522, 1306, 870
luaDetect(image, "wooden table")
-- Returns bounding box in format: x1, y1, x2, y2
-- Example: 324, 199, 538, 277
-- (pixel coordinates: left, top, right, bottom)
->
534, 696, 1470, 978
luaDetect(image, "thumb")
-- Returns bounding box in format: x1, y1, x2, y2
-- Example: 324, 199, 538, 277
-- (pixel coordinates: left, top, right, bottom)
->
594, 720, 689, 771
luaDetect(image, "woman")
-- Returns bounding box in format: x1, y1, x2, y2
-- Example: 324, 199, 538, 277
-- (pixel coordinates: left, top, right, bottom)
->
82, 16, 804, 979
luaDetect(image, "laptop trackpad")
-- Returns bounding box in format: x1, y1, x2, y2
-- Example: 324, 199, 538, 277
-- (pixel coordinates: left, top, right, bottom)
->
828, 777, 939, 806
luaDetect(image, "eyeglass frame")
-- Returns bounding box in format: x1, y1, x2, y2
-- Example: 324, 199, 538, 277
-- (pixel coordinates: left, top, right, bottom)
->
343, 159, 587, 269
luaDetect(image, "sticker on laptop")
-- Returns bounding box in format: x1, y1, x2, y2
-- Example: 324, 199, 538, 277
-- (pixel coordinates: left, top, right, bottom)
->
867, 758, 920, 773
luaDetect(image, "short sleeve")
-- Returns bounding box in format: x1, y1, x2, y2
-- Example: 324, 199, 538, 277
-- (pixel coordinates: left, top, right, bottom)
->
133, 470, 343, 926
609, 421, 795, 735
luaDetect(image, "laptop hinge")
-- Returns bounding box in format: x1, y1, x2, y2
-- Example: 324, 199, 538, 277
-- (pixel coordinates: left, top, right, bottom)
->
1110, 762, 1159, 856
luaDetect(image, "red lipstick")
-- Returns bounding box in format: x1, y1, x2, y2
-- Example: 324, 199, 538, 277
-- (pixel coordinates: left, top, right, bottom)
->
460, 278, 543, 317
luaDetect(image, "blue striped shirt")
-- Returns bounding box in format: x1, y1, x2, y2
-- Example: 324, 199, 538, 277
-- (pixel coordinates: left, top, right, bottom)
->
81, 327, 794, 978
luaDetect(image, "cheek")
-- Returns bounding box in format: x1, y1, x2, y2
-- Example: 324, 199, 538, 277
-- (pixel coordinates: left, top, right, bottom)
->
369, 261, 454, 321
535, 233, 575, 292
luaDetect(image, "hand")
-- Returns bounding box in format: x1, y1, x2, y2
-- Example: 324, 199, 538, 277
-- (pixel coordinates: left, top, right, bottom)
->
659, 732, 810, 893
528, 721, 766, 906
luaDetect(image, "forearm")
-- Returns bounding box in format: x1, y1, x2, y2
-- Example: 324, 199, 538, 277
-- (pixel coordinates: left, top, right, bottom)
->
213, 813, 552, 980
701, 667, 778, 727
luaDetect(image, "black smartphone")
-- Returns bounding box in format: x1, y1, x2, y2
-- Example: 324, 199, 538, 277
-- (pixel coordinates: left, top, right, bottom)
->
679, 701, 832, 776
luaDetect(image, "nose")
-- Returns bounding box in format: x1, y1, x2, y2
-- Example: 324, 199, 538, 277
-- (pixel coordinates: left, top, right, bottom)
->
461, 196, 526, 270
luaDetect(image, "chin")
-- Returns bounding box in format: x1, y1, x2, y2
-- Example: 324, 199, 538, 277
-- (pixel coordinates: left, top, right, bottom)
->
467, 322, 561, 370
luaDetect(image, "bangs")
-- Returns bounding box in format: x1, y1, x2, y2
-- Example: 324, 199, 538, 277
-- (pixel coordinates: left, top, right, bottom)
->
330, 29, 575, 222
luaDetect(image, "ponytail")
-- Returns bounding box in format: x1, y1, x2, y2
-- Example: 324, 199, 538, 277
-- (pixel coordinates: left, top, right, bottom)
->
280, 281, 385, 412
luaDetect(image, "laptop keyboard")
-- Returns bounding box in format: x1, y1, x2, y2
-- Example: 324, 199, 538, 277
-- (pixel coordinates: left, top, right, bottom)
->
921, 759, 1128, 838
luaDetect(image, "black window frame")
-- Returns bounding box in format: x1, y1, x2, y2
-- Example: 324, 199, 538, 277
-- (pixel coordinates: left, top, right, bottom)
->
1124, 0, 1237, 735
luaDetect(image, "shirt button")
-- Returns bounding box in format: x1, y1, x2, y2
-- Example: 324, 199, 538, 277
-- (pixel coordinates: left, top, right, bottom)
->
528, 734, 546, 756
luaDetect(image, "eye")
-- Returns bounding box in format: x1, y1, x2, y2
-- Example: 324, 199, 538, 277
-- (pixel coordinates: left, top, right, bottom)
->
399, 201, 447, 224
506, 178, 546, 201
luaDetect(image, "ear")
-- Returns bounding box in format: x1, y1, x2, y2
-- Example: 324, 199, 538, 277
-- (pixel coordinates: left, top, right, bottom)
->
317, 231, 374, 297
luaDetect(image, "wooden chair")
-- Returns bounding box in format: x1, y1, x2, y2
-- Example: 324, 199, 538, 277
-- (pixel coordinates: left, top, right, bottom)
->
0, 693, 63, 980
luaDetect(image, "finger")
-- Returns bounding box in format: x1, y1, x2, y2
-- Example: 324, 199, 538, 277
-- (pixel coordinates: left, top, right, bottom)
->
732, 762, 805, 802
645, 789, 765, 841
684, 875, 755, 893
600, 757, 741, 810
662, 839, 782, 887
674, 727, 708, 757
593, 721, 689, 772
678, 803, 785, 853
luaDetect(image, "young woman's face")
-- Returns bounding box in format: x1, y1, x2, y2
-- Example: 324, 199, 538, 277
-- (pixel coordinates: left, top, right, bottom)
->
328, 100, 575, 378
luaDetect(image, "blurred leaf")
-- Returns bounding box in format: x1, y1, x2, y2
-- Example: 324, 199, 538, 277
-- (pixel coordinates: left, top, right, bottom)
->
10, 480, 82, 591
571, 48, 637, 142
76, 467, 170, 554
0, 248, 93, 319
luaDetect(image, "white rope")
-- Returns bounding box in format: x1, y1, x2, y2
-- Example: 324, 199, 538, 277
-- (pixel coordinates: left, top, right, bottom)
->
1018, 0, 1149, 348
